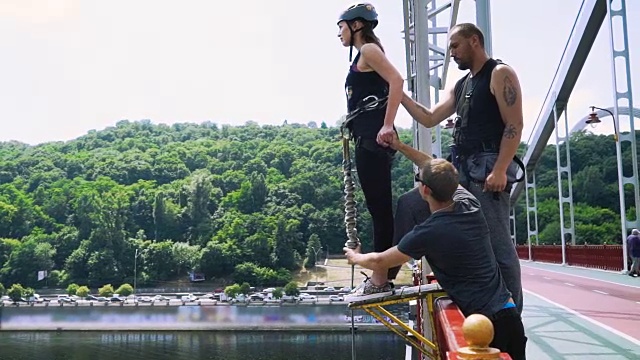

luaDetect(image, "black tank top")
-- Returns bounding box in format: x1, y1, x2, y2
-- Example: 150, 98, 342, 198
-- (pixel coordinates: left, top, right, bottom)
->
453, 58, 504, 153
344, 52, 389, 138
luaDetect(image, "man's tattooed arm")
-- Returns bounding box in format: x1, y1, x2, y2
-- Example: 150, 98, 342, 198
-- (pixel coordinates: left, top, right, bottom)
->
503, 75, 518, 106
503, 123, 518, 139
490, 66, 524, 175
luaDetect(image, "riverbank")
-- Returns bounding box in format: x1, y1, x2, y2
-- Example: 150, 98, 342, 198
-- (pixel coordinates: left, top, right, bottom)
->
1, 324, 391, 332
0, 302, 407, 332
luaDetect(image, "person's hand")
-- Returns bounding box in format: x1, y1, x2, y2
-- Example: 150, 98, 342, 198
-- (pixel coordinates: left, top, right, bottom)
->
387, 132, 401, 150
376, 125, 395, 147
484, 170, 507, 192
343, 245, 362, 265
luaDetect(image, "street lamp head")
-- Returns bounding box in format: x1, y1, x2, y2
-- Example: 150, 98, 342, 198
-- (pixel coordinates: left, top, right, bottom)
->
586, 107, 601, 125
444, 118, 455, 129
587, 106, 619, 141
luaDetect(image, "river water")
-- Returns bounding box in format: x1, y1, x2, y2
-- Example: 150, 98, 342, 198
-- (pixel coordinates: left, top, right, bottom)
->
0, 331, 406, 360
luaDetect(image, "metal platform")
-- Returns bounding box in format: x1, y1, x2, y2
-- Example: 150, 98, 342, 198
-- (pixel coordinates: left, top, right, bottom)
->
348, 283, 446, 359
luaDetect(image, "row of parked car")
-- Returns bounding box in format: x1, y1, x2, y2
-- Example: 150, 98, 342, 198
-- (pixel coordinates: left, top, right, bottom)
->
1, 285, 354, 306
0, 294, 166, 305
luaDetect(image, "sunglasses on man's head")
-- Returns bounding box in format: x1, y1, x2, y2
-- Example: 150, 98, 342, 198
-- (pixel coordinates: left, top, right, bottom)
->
414, 173, 428, 186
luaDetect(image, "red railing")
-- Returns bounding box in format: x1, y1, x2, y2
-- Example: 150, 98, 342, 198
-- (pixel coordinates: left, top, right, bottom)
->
434, 297, 512, 360
516, 246, 529, 259
516, 245, 623, 271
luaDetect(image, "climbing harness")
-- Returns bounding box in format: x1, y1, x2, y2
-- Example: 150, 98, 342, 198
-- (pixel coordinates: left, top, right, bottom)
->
341, 95, 388, 132
339, 94, 389, 252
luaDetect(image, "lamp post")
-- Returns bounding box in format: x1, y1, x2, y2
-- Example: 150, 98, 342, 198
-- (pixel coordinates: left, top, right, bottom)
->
310, 246, 322, 284
587, 106, 620, 141
586, 106, 627, 272
134, 249, 139, 298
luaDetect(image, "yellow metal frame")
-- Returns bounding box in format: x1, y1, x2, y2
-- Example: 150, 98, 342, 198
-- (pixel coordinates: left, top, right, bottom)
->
349, 290, 448, 360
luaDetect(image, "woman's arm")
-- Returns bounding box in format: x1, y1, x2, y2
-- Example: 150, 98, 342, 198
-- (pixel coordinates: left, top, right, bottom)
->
360, 43, 404, 144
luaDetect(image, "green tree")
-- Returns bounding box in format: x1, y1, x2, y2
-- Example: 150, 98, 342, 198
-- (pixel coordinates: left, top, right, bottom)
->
304, 234, 322, 269
24, 287, 35, 299
224, 283, 241, 299
270, 217, 301, 270
240, 282, 251, 295
144, 241, 177, 281
116, 283, 133, 296
152, 191, 167, 241
153, 191, 181, 242
0, 282, 4, 295
98, 284, 115, 297
272, 287, 283, 299
66, 283, 79, 296
172, 242, 201, 276
249, 172, 268, 210
7, 283, 25, 302
186, 171, 214, 244
0, 238, 55, 287
47, 269, 67, 287
233, 262, 260, 285
76, 285, 90, 298
283, 281, 300, 297
573, 166, 607, 206
200, 242, 236, 278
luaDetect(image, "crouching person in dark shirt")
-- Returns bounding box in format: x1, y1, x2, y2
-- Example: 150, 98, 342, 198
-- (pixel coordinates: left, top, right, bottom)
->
344, 147, 527, 360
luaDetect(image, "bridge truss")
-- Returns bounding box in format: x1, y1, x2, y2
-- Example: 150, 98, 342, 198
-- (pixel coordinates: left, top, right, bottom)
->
402, 0, 637, 357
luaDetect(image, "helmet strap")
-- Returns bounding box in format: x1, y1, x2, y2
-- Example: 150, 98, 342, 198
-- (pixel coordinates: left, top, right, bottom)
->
347, 22, 363, 62
349, 42, 354, 62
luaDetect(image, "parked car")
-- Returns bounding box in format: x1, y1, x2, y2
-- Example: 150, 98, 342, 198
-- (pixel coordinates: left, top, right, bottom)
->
30, 294, 50, 303
57, 296, 75, 304
298, 293, 317, 301
201, 293, 217, 300
181, 294, 198, 302
230, 294, 248, 304
281, 295, 298, 303
152, 295, 169, 302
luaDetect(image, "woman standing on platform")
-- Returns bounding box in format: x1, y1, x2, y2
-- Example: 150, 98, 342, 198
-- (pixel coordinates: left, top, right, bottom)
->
337, 3, 405, 295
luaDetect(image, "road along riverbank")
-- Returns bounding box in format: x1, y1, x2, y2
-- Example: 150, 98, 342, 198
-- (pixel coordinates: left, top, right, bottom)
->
0, 302, 408, 331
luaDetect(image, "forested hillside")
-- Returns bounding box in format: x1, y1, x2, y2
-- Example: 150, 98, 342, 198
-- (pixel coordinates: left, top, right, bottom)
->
513, 130, 639, 246
0, 119, 636, 290
0, 120, 415, 289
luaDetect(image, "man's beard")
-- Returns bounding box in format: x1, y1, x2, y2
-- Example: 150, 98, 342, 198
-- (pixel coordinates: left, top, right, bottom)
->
455, 59, 470, 71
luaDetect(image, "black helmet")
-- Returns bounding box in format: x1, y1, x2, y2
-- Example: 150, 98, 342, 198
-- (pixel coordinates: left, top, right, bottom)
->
338, 3, 378, 29
338, 3, 379, 61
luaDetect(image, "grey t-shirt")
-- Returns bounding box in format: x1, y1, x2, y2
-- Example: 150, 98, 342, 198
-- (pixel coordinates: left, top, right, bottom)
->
397, 187, 511, 317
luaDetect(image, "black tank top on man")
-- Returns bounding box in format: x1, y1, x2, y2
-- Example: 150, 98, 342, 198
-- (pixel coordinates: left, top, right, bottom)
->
453, 58, 505, 155
344, 52, 389, 138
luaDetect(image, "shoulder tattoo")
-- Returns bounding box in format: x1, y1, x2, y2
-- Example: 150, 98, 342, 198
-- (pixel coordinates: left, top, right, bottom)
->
502, 75, 518, 106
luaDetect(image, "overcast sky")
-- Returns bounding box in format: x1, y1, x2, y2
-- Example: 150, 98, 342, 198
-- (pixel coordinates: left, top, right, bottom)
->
0, 0, 638, 145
